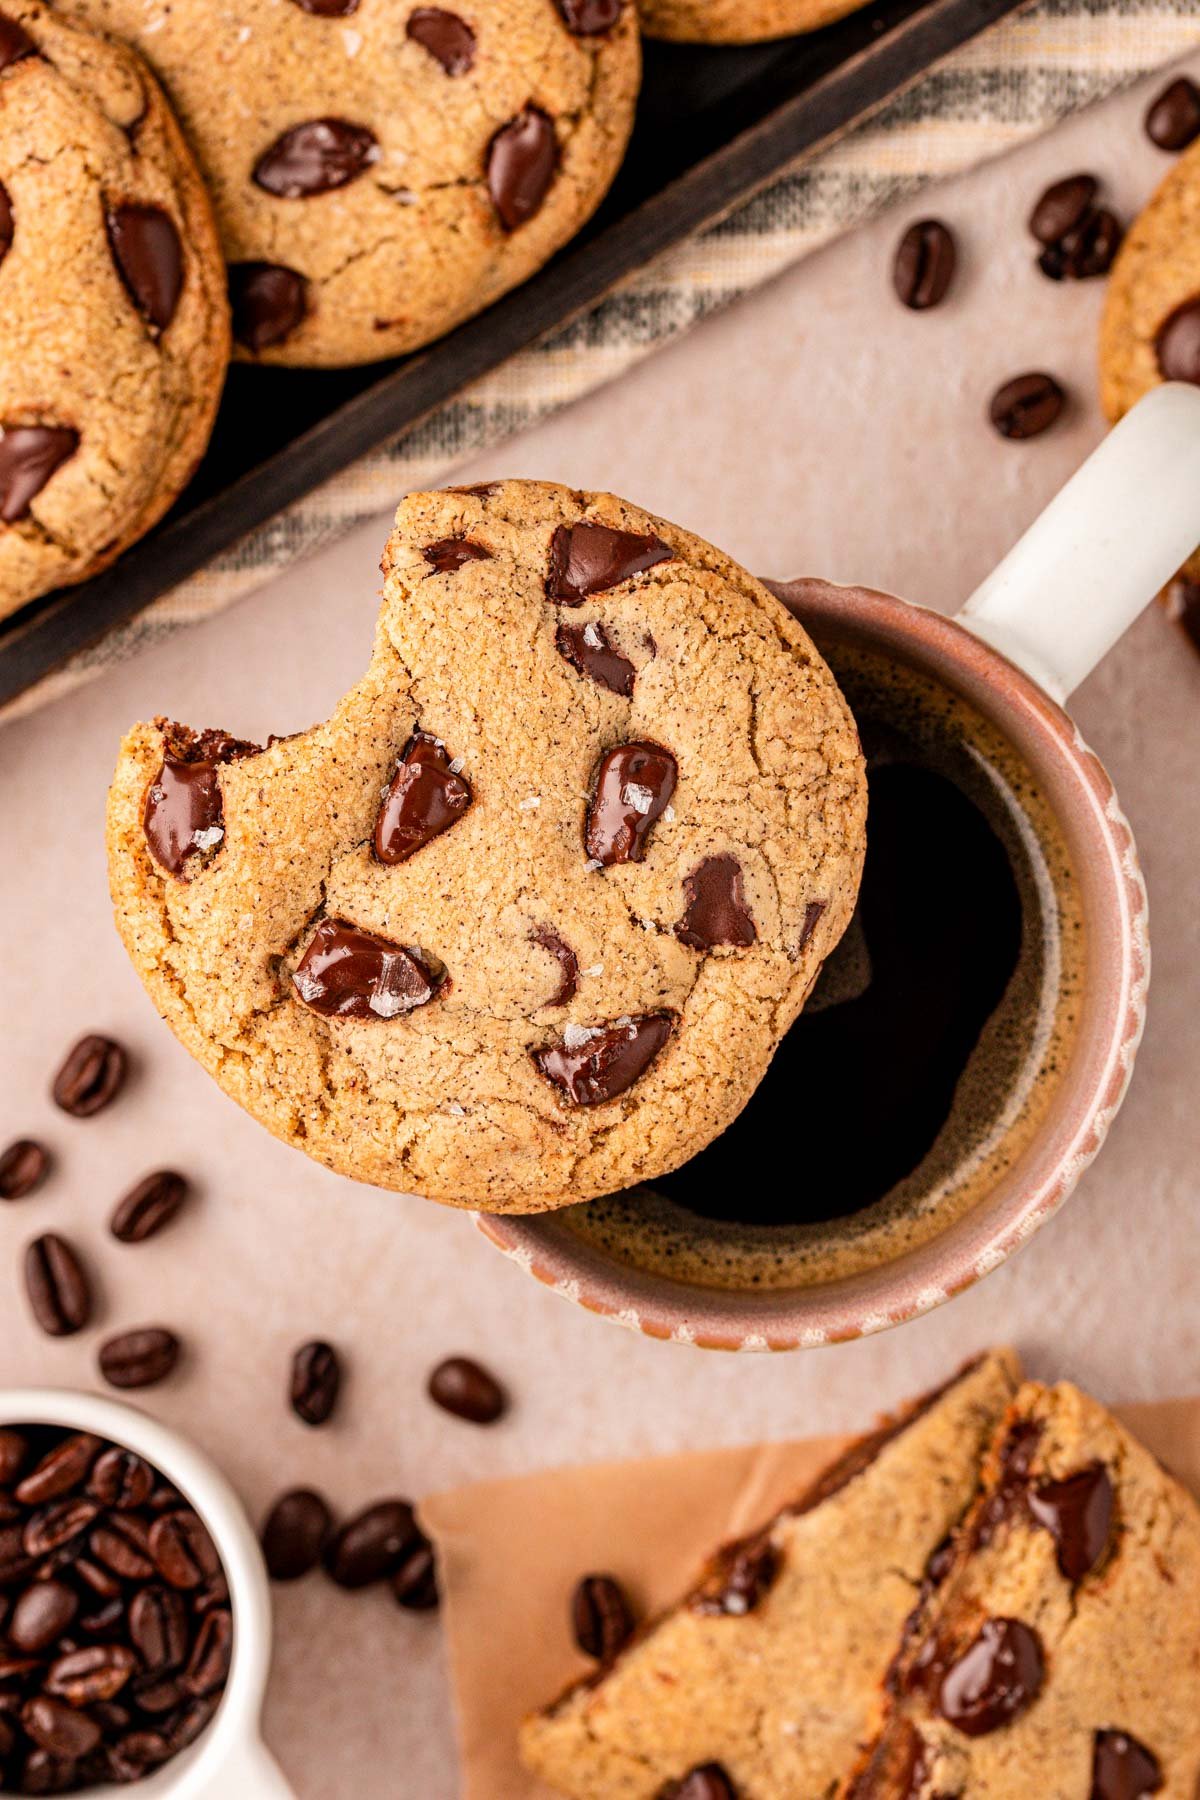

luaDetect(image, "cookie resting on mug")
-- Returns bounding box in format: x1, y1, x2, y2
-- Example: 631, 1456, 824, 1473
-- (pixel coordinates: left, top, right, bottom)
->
637, 0, 870, 45
61, 0, 641, 368
106, 480, 867, 1214
0, 0, 229, 621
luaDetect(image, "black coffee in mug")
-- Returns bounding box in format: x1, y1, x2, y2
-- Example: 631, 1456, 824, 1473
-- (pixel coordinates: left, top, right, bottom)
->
563, 632, 1085, 1291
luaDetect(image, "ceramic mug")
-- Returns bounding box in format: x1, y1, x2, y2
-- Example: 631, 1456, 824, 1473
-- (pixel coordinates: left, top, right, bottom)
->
0, 1388, 294, 1798
478, 382, 1200, 1350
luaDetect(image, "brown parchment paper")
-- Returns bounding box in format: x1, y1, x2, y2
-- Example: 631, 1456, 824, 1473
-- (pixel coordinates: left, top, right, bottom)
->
420, 1396, 1200, 1800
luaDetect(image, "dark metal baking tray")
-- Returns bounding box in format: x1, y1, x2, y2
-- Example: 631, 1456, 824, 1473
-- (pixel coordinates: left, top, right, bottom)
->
0, 0, 1027, 706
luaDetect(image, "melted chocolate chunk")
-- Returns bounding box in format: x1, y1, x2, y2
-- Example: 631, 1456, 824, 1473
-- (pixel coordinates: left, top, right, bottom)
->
547, 521, 672, 603
374, 731, 472, 864
487, 108, 557, 231
972, 1419, 1043, 1550
0, 425, 78, 524
291, 0, 360, 10
936, 1617, 1044, 1737
421, 537, 492, 573
142, 729, 260, 877
406, 7, 476, 73
1155, 297, 1200, 384
292, 920, 442, 1019
555, 620, 636, 696
556, 0, 623, 30
530, 928, 579, 1007
0, 183, 12, 268
585, 741, 677, 866
253, 119, 379, 197
0, 12, 35, 71
107, 205, 184, 333
658, 1767, 737, 1800
844, 1720, 928, 1800
532, 1012, 674, 1105
676, 855, 756, 951
1028, 1463, 1113, 1582
693, 1537, 777, 1616
229, 263, 309, 352
1091, 1729, 1163, 1800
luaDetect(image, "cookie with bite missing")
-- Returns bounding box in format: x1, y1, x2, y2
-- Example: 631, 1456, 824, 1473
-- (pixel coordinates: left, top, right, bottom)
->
841, 1380, 1200, 1799
61, 0, 640, 368
106, 479, 867, 1213
638, 0, 869, 45
0, 0, 228, 621
520, 1351, 1021, 1798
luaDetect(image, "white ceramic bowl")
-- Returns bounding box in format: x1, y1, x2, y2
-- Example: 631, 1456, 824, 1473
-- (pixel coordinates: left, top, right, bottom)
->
0, 1389, 294, 1799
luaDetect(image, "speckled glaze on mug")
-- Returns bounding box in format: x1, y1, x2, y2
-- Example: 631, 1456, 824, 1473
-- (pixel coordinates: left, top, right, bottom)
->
475, 386, 1200, 1350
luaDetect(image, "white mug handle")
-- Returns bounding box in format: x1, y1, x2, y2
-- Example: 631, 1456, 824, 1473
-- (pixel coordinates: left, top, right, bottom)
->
960, 383, 1200, 702
189, 1735, 296, 1798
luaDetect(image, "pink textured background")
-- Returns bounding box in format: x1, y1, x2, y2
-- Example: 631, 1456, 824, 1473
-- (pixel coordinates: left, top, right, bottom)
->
2, 52, 1200, 1799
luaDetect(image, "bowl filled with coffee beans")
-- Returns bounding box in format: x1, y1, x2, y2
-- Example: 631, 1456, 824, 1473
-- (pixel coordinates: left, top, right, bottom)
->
0, 1390, 292, 1797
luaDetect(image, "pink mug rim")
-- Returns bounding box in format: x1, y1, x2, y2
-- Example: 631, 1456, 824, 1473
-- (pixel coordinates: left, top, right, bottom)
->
475, 582, 1149, 1351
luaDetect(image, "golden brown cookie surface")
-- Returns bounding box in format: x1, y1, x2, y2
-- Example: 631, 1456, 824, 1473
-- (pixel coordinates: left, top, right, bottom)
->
0, 1, 228, 621
62, 0, 640, 367
106, 480, 867, 1213
638, 0, 868, 45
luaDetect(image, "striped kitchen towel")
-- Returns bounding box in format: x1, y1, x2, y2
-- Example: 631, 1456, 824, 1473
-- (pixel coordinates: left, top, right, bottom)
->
6, 0, 1199, 723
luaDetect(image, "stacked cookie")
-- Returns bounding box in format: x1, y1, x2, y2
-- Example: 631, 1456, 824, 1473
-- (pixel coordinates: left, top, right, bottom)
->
521, 1351, 1200, 1798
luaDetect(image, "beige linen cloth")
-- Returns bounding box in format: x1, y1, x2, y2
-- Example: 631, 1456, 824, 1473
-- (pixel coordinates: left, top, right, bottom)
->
421, 1391, 1200, 1799
5, 0, 1200, 724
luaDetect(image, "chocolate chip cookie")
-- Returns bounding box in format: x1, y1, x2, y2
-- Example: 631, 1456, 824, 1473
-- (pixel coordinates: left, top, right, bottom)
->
0, 1, 228, 622
843, 1380, 1200, 1800
62, 0, 640, 368
520, 1351, 1021, 1798
638, 0, 868, 44
106, 480, 867, 1213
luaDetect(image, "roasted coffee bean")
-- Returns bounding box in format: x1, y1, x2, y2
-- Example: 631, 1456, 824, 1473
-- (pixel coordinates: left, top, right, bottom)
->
76, 1597, 125, 1639
1037, 208, 1122, 281
676, 855, 757, 951
427, 1356, 507, 1424
24, 1236, 91, 1338
988, 372, 1065, 440
1145, 75, 1200, 151
936, 1617, 1044, 1735
533, 1013, 675, 1107
585, 740, 677, 865
390, 1532, 439, 1611
51, 1035, 127, 1118
487, 107, 557, 230
229, 261, 309, 353
88, 1702, 130, 1735
261, 1489, 332, 1580
893, 218, 956, 309
547, 521, 672, 603
108, 1729, 171, 1779
87, 1448, 153, 1511
0, 425, 78, 526
149, 1511, 219, 1591
129, 1587, 188, 1671
0, 1523, 34, 1586
19, 1747, 77, 1795
76, 1559, 121, 1600
193, 1569, 229, 1615
1027, 1462, 1113, 1581
1029, 172, 1097, 243
1091, 1728, 1162, 1799
0, 1430, 27, 1486
406, 7, 476, 73
1155, 297, 1200, 384
289, 1340, 342, 1425
660, 1765, 738, 1800
253, 118, 379, 197
164, 1691, 218, 1751
292, 919, 442, 1020
373, 732, 472, 866
8, 1581, 77, 1653
182, 1608, 231, 1696
16, 1436, 101, 1506
0, 1650, 41, 1683
89, 1516, 154, 1582
106, 205, 183, 333
572, 1574, 632, 1660
98, 1328, 180, 1390
109, 1172, 188, 1245
325, 1500, 417, 1588
45, 1644, 137, 1706
23, 1695, 101, 1761
0, 1140, 49, 1201
130, 1673, 183, 1715
24, 1497, 99, 1558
